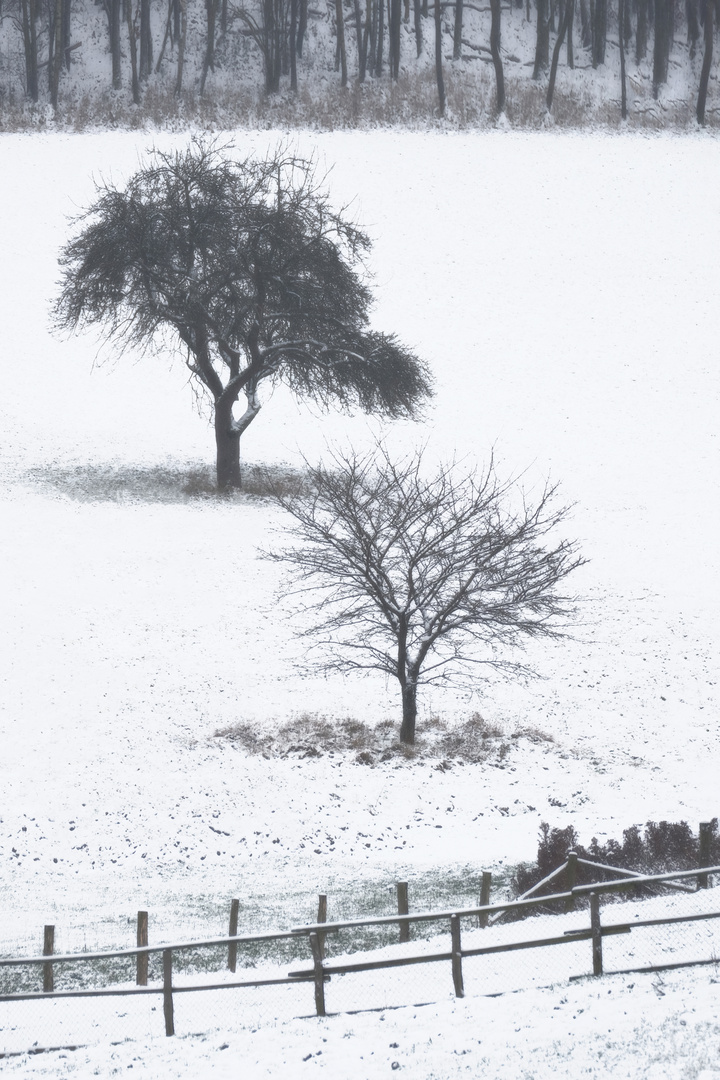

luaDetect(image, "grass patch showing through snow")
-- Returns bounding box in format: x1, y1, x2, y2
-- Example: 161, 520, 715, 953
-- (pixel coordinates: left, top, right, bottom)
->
214, 710, 552, 765
24, 461, 307, 504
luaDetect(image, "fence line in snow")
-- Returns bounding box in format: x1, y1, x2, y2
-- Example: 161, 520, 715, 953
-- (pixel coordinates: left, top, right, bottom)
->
1, 861, 720, 1045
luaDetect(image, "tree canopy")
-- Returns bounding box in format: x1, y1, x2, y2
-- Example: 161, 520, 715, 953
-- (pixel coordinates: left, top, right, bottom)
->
54, 140, 433, 488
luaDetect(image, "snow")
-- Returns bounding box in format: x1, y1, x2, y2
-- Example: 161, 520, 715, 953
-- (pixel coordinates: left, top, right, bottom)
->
1, 129, 720, 1075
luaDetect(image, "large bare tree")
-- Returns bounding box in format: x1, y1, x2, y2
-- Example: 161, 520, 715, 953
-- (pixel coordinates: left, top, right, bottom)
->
266, 445, 585, 744
54, 141, 432, 490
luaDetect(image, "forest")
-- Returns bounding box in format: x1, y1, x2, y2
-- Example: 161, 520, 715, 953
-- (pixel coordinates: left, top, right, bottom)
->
0, 0, 717, 126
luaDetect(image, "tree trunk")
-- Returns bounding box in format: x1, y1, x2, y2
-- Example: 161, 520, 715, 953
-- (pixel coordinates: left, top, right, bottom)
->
653, 0, 672, 96
200, 0, 217, 94
297, 0, 307, 54
352, 0, 365, 79
390, 0, 401, 75
434, 0, 445, 112
413, 0, 422, 55
174, 0, 186, 93
50, 0, 62, 106
453, 0, 463, 58
139, 0, 153, 76
399, 681, 417, 744
335, 0, 348, 83
376, 0, 384, 75
579, 0, 591, 45
21, 0, 39, 101
215, 404, 243, 490
546, 0, 573, 107
619, 0, 627, 117
489, 0, 505, 112
533, 0, 550, 77
591, 0, 606, 65
109, 0, 122, 88
290, 0, 298, 87
126, 0, 141, 102
62, 0, 72, 67
697, 0, 713, 123
687, 0, 699, 57
566, 0, 574, 67
636, 0, 648, 57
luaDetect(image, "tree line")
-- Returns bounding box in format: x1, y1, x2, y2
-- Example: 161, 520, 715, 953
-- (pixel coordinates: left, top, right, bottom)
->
1, 0, 717, 122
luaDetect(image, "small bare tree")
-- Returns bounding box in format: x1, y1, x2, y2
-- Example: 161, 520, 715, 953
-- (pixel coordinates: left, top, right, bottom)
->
266, 445, 586, 745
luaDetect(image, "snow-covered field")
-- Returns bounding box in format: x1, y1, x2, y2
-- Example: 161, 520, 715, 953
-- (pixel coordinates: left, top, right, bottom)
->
1, 130, 720, 1074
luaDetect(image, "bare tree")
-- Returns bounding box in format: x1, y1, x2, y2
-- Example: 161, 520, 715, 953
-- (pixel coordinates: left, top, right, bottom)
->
266, 444, 585, 745
53, 141, 432, 491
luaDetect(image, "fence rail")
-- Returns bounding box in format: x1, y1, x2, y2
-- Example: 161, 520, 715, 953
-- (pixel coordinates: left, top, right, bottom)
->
2, 862, 720, 1050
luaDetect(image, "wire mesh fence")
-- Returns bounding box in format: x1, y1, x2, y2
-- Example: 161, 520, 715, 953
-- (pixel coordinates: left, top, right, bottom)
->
3, 865, 720, 1056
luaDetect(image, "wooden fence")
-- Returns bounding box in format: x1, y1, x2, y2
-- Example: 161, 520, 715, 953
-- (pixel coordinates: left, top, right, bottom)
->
2, 862, 720, 1049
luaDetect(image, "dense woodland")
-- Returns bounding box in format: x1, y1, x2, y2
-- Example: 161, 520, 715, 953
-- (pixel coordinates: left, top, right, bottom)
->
0, 0, 718, 127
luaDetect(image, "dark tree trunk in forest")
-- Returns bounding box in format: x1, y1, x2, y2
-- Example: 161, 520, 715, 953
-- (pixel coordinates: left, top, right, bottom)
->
126, 0, 141, 102
413, 0, 422, 54
653, 0, 672, 96
367, 0, 377, 71
636, 0, 648, 57
434, 0, 445, 112
619, 0, 627, 116
490, 0, 505, 112
290, 0, 298, 87
262, 0, 282, 91
687, 0, 700, 57
139, 0, 153, 76
390, 0, 401, 74
200, 0, 217, 94
175, 0, 186, 92
62, 0, 72, 67
547, 0, 573, 107
296, 0, 307, 54
591, 0, 606, 65
353, 0, 367, 80
49, 0, 62, 105
579, 0, 591, 45
109, 0, 122, 88
21, 0, 39, 100
533, 0, 550, 77
335, 0, 348, 84
566, 0, 574, 67
376, 0, 384, 76
453, 0, 463, 58
697, 0, 713, 123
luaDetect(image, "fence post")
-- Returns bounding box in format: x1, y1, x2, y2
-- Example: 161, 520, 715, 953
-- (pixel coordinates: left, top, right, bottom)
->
136, 911, 148, 986
564, 852, 578, 912
590, 892, 603, 976
317, 894, 328, 960
396, 882, 410, 943
309, 932, 326, 1016
42, 925, 54, 993
228, 899, 239, 972
699, 822, 712, 889
162, 949, 175, 1036
479, 871, 492, 929
450, 914, 464, 997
